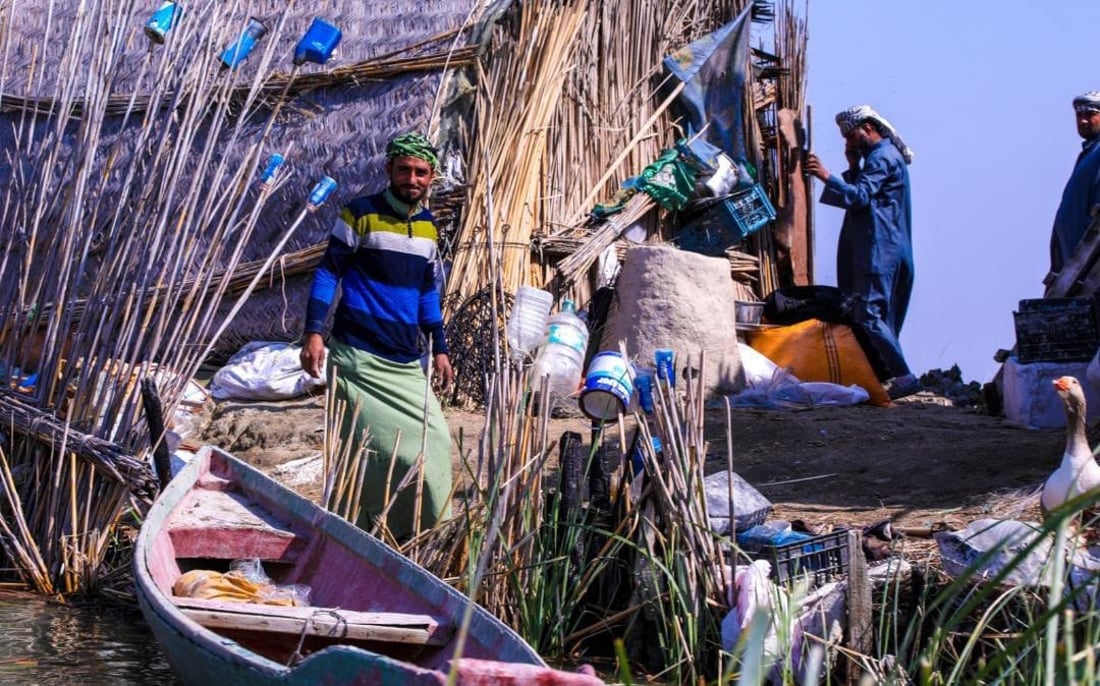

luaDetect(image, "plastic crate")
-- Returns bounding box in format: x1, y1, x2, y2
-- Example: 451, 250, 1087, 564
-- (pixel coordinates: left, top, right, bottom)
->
1013, 297, 1099, 364
675, 184, 777, 256
755, 530, 850, 586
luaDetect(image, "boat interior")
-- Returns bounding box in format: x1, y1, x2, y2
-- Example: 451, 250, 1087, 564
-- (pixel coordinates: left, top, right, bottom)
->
146, 456, 463, 668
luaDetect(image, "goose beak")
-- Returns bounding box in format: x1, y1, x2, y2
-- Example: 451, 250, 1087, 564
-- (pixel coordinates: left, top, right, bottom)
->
1054, 377, 1071, 393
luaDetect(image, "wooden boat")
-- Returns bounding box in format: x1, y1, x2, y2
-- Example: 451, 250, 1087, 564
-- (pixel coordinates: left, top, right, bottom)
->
134, 445, 602, 685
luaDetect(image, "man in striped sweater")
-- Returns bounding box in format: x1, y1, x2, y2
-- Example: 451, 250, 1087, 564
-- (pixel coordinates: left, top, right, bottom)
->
300, 133, 453, 542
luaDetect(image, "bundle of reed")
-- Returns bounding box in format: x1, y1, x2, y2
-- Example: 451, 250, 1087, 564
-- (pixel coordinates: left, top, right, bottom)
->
727, 247, 762, 283
442, 0, 759, 314
543, 0, 755, 231
443, 0, 590, 311
0, 2, 339, 593
551, 193, 658, 286
0, 433, 138, 596
0, 389, 156, 495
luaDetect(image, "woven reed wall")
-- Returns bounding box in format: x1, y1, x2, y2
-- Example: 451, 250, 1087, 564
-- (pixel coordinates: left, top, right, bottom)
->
0, 0, 474, 359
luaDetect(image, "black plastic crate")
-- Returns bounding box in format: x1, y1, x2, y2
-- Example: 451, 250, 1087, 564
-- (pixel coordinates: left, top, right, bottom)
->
1013, 297, 1099, 364
756, 530, 850, 586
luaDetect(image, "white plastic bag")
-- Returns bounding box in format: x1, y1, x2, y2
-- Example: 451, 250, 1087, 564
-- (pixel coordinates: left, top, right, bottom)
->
209, 341, 326, 401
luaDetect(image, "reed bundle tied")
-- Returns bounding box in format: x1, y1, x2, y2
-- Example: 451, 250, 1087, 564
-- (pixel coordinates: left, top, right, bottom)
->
443, 0, 767, 313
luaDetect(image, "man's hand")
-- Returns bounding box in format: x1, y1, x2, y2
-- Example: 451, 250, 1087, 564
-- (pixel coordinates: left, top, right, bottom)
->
804, 152, 830, 181
844, 141, 862, 170
300, 332, 326, 379
433, 353, 454, 391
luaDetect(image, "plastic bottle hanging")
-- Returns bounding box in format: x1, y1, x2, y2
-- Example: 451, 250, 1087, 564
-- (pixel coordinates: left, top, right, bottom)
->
293, 18, 343, 66
259, 153, 285, 189
220, 17, 268, 70
144, 1, 183, 44
307, 176, 337, 211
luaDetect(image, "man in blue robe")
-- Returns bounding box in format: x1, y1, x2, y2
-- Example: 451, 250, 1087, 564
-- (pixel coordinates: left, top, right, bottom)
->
806, 105, 919, 400
1049, 91, 1100, 277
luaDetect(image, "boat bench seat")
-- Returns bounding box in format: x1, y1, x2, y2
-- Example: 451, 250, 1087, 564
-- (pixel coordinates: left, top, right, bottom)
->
173, 596, 453, 646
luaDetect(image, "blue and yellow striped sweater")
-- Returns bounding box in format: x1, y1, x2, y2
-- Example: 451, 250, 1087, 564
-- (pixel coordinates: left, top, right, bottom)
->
305, 189, 448, 363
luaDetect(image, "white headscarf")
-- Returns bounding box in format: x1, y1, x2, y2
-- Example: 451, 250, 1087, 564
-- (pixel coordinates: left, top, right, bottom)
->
1073, 91, 1100, 113
834, 104, 914, 165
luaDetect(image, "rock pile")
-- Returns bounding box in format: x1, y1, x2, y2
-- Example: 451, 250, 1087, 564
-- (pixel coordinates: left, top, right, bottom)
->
917, 365, 983, 407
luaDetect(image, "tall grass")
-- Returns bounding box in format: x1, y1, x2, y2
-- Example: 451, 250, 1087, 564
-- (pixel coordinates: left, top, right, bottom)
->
321, 342, 1100, 684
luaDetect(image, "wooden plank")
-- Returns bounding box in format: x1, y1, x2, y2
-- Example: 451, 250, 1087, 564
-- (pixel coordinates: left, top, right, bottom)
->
844, 530, 872, 685
174, 597, 452, 646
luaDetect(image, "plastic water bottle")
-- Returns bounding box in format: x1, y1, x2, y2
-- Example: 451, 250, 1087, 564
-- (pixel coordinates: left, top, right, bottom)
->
506, 286, 553, 363
529, 299, 589, 406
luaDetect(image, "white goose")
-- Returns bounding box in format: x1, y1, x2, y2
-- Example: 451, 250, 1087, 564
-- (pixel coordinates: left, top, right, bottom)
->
1041, 376, 1100, 520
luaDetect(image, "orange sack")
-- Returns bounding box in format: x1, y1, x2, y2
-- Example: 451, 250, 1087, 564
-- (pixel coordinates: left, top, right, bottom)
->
744, 319, 890, 407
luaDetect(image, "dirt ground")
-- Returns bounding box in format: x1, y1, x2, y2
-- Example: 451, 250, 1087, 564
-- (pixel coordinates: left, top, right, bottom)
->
196, 389, 1067, 538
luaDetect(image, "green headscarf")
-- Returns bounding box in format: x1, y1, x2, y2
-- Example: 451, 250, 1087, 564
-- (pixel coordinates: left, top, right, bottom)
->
386, 133, 439, 170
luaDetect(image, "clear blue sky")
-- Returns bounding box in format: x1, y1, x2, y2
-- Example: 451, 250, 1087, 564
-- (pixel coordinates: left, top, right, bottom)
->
805, 1, 1100, 384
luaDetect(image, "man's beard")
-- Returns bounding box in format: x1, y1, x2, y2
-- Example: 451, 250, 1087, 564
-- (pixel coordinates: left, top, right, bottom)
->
391, 185, 423, 205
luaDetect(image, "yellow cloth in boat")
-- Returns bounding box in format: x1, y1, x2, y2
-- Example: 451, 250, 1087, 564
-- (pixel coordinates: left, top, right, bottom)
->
172, 569, 301, 606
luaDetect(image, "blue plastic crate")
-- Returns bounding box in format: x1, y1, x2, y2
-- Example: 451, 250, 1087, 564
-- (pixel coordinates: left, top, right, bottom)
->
675, 184, 777, 256
755, 529, 850, 586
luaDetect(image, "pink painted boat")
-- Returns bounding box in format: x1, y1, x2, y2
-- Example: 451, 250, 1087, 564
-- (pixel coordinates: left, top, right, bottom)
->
134, 445, 602, 685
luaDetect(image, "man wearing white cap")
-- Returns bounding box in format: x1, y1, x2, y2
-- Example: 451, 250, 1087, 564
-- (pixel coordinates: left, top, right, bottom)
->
805, 105, 918, 400
1048, 91, 1100, 277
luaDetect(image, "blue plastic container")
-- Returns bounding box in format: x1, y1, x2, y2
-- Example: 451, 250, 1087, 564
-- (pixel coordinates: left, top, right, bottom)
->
294, 18, 342, 66
259, 153, 285, 186
144, 1, 182, 44
220, 17, 268, 70
308, 176, 337, 208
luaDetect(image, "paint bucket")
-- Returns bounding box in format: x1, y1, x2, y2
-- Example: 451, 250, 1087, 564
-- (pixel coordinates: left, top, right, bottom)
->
579, 351, 635, 421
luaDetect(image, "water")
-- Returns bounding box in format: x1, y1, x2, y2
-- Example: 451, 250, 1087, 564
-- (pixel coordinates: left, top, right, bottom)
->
0, 593, 176, 685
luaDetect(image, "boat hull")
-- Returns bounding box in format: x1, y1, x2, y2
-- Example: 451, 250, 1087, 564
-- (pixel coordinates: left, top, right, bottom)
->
133, 446, 545, 685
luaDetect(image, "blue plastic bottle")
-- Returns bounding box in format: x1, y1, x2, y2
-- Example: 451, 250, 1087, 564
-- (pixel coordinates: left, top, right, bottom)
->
294, 18, 343, 66
259, 153, 285, 188
220, 17, 268, 70
307, 176, 337, 210
144, 1, 182, 44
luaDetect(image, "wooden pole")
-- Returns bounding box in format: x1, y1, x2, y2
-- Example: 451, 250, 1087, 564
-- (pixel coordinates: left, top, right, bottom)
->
845, 529, 873, 685
141, 377, 174, 491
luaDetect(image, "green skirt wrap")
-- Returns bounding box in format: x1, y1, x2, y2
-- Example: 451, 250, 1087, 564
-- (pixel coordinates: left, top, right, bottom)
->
328, 340, 453, 540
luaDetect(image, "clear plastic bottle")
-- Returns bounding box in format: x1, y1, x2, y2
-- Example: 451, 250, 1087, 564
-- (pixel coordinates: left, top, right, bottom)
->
506, 286, 553, 363
529, 299, 589, 406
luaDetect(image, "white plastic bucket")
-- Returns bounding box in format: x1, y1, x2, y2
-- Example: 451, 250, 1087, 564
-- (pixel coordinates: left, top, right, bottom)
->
579, 351, 635, 421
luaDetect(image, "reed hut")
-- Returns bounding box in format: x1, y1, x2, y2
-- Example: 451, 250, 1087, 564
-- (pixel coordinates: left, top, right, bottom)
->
0, 0, 808, 595
0, 0, 477, 594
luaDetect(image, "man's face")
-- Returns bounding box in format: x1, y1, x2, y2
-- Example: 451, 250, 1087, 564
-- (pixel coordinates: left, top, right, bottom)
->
387, 156, 434, 204
1076, 109, 1100, 140
842, 121, 876, 154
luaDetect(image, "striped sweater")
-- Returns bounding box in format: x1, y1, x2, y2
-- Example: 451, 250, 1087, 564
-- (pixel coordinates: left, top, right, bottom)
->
304, 189, 448, 363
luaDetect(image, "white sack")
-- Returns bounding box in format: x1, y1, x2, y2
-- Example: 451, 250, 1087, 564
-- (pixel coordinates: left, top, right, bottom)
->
209, 341, 326, 401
